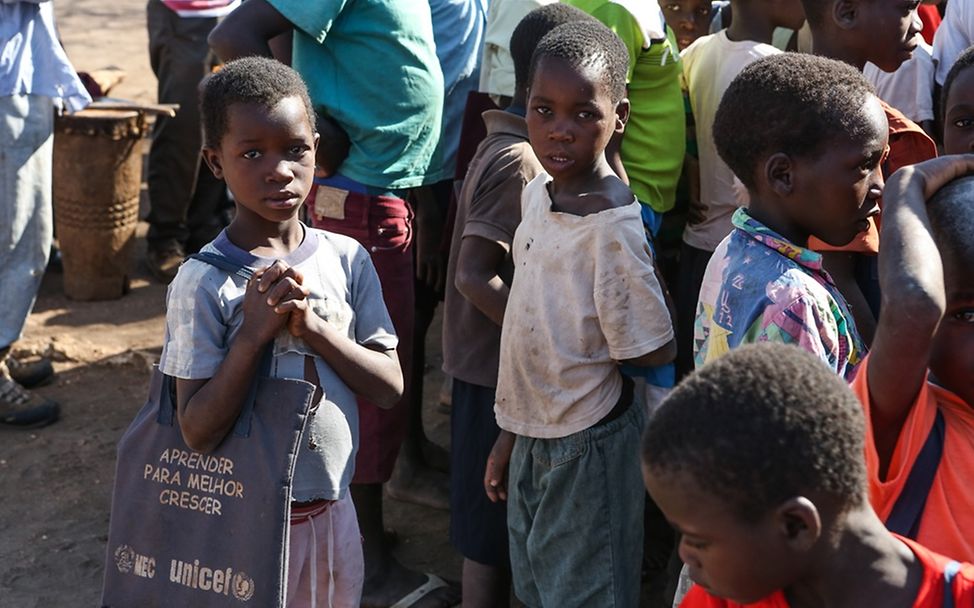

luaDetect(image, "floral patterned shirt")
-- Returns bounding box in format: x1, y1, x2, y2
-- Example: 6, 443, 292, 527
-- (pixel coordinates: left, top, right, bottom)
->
693, 208, 865, 380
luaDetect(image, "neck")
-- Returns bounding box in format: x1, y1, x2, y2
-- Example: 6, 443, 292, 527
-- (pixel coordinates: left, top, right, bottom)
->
226, 214, 304, 257
785, 506, 919, 608
547, 156, 623, 216
725, 4, 777, 44
809, 29, 867, 71
746, 195, 809, 247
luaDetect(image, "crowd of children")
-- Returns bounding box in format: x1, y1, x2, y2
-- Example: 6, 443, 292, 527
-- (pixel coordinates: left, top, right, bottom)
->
20, 0, 963, 605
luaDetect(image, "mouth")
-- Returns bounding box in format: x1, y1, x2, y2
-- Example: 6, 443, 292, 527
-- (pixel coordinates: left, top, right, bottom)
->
265, 192, 301, 208
546, 154, 574, 170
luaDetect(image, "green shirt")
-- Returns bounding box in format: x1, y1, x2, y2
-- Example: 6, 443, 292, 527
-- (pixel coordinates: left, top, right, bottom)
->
269, 0, 446, 189
563, 0, 686, 213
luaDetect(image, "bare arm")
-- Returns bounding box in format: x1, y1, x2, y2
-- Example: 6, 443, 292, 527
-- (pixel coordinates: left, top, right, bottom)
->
869, 156, 974, 466
455, 235, 510, 327
208, 0, 292, 62
176, 265, 305, 452
275, 299, 404, 409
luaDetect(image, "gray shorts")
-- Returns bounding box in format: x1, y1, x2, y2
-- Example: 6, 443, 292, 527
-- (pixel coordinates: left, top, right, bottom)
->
507, 395, 646, 607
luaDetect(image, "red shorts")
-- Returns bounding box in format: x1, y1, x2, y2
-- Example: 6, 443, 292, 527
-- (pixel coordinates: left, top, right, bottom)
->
307, 183, 415, 484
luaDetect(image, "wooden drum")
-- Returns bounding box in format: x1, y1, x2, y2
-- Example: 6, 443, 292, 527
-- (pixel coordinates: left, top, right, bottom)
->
52, 108, 148, 300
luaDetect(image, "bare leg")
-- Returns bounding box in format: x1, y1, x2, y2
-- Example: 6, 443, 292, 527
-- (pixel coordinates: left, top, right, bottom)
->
461, 558, 510, 608
352, 483, 460, 607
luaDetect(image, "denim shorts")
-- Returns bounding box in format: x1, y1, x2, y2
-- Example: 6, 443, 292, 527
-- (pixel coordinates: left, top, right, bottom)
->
507, 394, 647, 607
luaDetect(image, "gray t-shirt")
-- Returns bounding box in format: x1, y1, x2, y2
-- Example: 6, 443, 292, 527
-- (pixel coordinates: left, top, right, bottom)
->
159, 226, 398, 501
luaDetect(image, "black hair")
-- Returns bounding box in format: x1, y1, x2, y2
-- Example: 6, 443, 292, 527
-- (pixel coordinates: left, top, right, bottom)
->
941, 45, 974, 127
528, 20, 630, 104
642, 343, 868, 522
713, 53, 877, 189
511, 4, 595, 91
200, 56, 316, 148
929, 174, 974, 270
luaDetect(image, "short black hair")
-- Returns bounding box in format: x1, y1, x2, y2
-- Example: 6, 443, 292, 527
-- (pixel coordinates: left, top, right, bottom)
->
642, 343, 868, 522
941, 45, 974, 127
930, 174, 974, 270
528, 20, 630, 104
511, 4, 595, 91
713, 53, 876, 189
200, 56, 316, 148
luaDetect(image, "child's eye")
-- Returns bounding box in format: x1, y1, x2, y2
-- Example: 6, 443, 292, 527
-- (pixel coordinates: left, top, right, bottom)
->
534, 106, 552, 116
578, 111, 595, 120
288, 145, 309, 156
953, 310, 974, 323
952, 118, 974, 129
242, 150, 261, 160
681, 535, 710, 550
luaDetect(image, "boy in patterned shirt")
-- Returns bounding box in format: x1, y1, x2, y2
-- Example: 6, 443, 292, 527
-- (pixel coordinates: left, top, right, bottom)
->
694, 53, 885, 379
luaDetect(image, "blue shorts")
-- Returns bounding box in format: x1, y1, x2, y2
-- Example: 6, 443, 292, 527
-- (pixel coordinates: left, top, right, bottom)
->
449, 379, 509, 567
507, 392, 646, 607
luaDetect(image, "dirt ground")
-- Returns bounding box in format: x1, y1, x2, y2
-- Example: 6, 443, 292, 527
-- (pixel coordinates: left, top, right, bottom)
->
0, 3, 459, 606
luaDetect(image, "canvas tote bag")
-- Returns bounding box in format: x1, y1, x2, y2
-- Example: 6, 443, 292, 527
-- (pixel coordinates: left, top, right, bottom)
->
102, 254, 317, 607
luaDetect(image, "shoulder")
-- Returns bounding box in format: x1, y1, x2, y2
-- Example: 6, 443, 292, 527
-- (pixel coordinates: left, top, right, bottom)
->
167, 257, 242, 303
308, 228, 373, 272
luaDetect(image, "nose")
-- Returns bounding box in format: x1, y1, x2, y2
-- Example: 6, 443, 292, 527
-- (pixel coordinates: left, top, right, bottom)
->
909, 10, 922, 37
678, 15, 696, 31
548, 117, 574, 142
267, 157, 294, 182
678, 541, 702, 571
867, 166, 885, 200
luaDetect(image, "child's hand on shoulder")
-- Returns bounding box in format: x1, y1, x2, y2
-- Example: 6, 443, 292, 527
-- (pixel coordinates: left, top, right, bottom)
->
238, 261, 309, 347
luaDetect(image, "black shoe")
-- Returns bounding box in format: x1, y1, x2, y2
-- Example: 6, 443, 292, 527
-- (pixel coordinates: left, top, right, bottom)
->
0, 366, 59, 428
146, 242, 185, 283
6, 355, 55, 388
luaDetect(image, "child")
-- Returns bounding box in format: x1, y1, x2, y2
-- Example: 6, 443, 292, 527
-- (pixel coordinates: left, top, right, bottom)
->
160, 57, 403, 607
443, 7, 591, 607
564, 0, 686, 234
799, 0, 936, 344
661, 0, 715, 51
851, 153, 974, 563
642, 342, 974, 607
694, 53, 883, 380
484, 20, 676, 606
674, 0, 804, 376
941, 45, 974, 155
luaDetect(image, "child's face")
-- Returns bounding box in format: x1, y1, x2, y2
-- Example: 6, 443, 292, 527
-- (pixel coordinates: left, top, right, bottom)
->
661, 0, 712, 50
202, 97, 318, 227
642, 465, 805, 604
854, 0, 922, 73
943, 67, 974, 155
930, 257, 974, 407
784, 95, 888, 246
526, 57, 627, 185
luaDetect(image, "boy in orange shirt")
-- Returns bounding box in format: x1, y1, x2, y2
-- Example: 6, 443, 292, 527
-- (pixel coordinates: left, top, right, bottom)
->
852, 154, 974, 562
643, 342, 974, 608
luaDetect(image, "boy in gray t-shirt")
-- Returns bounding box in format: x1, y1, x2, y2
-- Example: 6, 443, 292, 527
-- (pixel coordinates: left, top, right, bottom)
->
158, 57, 402, 606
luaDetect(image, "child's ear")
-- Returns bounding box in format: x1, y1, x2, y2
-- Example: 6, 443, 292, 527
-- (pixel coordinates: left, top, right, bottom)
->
775, 497, 822, 552
312, 131, 321, 155
615, 98, 631, 133
764, 153, 794, 196
201, 145, 225, 180
833, 0, 859, 29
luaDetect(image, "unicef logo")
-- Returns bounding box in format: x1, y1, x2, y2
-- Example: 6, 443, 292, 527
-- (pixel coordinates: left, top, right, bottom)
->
114, 545, 135, 574
232, 571, 255, 601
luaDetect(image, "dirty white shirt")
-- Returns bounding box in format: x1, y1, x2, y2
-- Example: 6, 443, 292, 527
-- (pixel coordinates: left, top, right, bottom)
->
495, 173, 674, 439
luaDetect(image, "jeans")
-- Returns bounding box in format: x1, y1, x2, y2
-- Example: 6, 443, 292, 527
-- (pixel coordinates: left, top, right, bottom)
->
0, 94, 53, 350
507, 398, 646, 607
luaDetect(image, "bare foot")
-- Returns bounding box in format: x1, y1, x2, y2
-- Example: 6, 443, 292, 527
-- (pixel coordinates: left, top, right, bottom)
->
360, 558, 460, 608
385, 457, 449, 511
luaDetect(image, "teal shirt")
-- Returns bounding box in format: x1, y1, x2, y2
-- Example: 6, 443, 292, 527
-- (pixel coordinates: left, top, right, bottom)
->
269, 0, 446, 189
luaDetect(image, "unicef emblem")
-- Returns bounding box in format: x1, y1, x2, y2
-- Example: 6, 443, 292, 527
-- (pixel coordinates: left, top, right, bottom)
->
232, 571, 255, 601
114, 545, 135, 574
